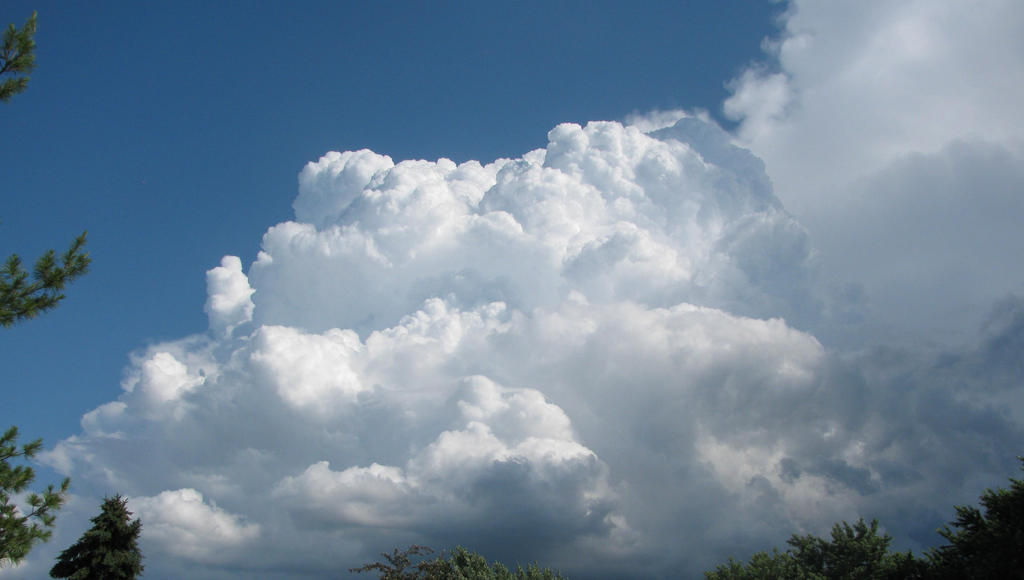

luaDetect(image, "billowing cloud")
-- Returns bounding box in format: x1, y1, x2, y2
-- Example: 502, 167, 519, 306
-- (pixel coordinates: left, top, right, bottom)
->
252, 119, 820, 337
23, 3, 1024, 578
204, 256, 255, 337
129, 489, 260, 563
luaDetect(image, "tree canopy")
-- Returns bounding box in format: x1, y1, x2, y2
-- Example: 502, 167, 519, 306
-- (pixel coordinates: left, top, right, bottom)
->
927, 456, 1024, 579
705, 518, 925, 580
705, 457, 1024, 579
351, 545, 570, 580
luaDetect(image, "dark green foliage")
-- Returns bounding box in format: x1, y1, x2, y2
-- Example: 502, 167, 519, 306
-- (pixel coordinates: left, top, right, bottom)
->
444, 546, 569, 580
704, 549, 804, 580
1, 232, 90, 327
50, 495, 143, 580
926, 456, 1024, 579
351, 545, 569, 580
707, 457, 1024, 579
0, 11, 36, 102
787, 519, 925, 579
705, 519, 928, 580
0, 426, 70, 567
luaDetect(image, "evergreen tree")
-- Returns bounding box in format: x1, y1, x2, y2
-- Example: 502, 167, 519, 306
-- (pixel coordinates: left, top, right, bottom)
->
0, 427, 70, 567
0, 11, 37, 102
0, 11, 85, 569
50, 495, 143, 580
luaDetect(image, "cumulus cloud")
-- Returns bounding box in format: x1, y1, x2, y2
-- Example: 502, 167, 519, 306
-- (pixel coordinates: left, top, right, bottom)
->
251, 119, 820, 337
272, 375, 612, 545
25, 4, 1024, 577
129, 489, 260, 563
204, 256, 255, 337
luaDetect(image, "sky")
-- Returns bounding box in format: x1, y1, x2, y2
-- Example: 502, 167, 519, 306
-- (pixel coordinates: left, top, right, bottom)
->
1, 1, 1023, 578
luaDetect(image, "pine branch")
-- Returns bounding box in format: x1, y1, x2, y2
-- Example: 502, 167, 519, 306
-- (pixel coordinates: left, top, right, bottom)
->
0, 11, 36, 103
1, 232, 91, 327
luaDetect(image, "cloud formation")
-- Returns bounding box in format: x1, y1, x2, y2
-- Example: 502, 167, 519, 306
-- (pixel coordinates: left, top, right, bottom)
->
129, 488, 260, 563
18, 3, 1024, 579
204, 256, 255, 337
726, 0, 1024, 346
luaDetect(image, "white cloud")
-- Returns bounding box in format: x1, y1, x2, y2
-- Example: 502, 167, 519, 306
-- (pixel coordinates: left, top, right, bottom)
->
132, 352, 202, 405
622, 108, 691, 133
204, 255, 255, 337
725, 0, 1024, 346
129, 489, 260, 563
250, 119, 820, 337
248, 325, 366, 413
272, 376, 610, 537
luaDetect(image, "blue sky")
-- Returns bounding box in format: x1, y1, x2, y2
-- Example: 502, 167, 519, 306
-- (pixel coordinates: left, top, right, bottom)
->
3, 2, 1024, 579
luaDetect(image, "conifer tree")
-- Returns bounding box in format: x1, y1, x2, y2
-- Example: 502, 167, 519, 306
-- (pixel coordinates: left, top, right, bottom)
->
0, 11, 85, 569
50, 495, 143, 580
0, 427, 70, 567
